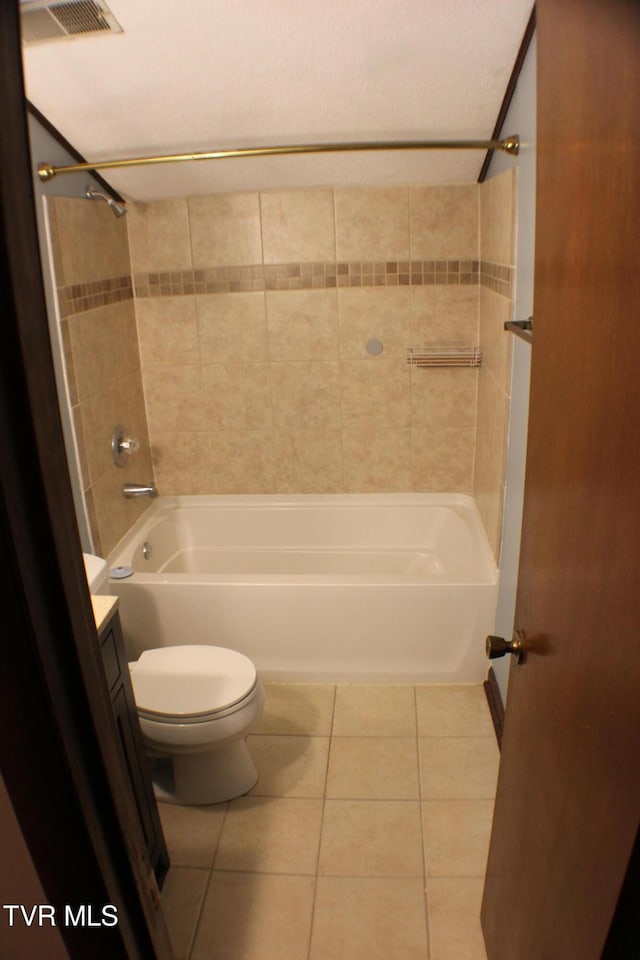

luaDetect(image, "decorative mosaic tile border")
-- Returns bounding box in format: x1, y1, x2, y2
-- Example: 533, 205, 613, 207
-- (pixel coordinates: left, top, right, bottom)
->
133, 260, 481, 297
57, 275, 133, 318
57, 260, 513, 314
480, 261, 513, 299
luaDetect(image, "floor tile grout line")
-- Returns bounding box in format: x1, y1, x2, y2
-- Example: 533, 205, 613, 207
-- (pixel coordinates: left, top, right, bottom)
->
316, 870, 427, 880
204, 866, 429, 880
421, 795, 498, 801
251, 732, 496, 740
184, 864, 214, 960
249, 735, 495, 742
185, 866, 485, 881
207, 800, 230, 873
186, 800, 230, 960
421, 797, 498, 803
417, 735, 497, 740
414, 685, 433, 960
328, 683, 337, 738
163, 859, 489, 880
197, 868, 496, 880
425, 872, 489, 881
318, 796, 427, 803
306, 683, 337, 960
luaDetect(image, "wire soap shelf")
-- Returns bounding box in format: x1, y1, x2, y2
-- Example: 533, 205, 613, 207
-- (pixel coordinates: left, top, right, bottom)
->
406, 344, 482, 368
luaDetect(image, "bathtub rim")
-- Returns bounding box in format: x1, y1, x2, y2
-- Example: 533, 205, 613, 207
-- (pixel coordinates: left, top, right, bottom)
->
106, 492, 498, 587
106, 493, 499, 682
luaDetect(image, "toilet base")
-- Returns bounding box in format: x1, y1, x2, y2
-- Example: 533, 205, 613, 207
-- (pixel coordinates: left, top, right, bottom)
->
151, 737, 259, 805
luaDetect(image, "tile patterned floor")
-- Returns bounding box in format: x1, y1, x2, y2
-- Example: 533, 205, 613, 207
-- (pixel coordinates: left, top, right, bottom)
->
159, 682, 499, 960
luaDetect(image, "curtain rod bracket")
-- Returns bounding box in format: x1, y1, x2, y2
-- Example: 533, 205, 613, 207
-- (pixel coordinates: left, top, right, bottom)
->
37, 135, 519, 182
38, 163, 56, 181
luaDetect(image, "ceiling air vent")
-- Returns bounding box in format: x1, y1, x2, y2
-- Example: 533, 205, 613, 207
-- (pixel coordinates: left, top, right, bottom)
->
21, 1, 123, 46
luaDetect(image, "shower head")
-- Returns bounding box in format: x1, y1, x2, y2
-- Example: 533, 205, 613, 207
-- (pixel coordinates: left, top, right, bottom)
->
85, 185, 126, 217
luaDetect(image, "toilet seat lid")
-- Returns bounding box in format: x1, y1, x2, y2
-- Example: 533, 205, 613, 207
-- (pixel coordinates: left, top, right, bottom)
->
130, 645, 257, 719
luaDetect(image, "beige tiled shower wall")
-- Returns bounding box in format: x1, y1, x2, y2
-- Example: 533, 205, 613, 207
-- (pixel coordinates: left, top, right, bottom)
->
128, 186, 481, 495
474, 169, 516, 560
48, 197, 154, 555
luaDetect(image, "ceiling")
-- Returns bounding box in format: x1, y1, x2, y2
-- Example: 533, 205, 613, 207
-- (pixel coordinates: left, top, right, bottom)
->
21, 0, 533, 202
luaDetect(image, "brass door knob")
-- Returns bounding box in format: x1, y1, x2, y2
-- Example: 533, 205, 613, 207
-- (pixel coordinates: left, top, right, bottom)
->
486, 630, 525, 663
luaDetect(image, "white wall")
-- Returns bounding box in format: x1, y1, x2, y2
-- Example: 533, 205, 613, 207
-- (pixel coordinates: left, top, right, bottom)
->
483, 33, 536, 705
22, 0, 534, 201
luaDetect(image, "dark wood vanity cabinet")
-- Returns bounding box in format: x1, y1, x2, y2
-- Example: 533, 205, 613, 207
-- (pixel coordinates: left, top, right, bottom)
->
98, 608, 169, 887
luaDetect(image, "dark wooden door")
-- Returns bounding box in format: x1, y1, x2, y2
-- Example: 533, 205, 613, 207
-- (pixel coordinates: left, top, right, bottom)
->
481, 1, 640, 957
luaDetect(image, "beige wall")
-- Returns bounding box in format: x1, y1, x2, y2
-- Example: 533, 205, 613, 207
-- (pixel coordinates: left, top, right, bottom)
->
48, 197, 153, 555
128, 186, 480, 495
475, 168, 516, 559
49, 180, 516, 559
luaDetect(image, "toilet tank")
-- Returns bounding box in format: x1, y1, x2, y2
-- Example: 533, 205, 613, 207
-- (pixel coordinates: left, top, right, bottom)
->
82, 553, 109, 593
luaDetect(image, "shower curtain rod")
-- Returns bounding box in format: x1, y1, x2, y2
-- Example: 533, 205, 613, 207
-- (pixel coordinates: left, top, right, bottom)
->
37, 135, 519, 181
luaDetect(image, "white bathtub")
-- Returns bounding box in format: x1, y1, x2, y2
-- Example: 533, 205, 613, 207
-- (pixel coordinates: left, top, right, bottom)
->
107, 494, 498, 682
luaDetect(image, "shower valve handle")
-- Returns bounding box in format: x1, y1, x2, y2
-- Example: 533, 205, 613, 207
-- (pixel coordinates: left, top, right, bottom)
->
119, 437, 140, 454
112, 425, 140, 467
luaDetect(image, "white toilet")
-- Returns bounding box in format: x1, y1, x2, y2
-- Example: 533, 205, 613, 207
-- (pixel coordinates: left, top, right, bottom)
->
129, 644, 264, 805
82, 554, 264, 805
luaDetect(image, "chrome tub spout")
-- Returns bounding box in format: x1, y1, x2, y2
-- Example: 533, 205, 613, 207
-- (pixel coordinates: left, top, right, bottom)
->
123, 482, 158, 498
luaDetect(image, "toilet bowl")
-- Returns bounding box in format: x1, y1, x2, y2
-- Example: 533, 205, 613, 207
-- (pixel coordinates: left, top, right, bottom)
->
81, 552, 263, 804
130, 644, 264, 805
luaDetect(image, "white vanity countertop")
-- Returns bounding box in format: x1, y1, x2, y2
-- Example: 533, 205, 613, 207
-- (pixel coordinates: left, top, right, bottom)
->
91, 594, 118, 633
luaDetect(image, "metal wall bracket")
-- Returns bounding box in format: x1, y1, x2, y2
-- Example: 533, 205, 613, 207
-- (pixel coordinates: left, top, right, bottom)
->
504, 318, 533, 344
